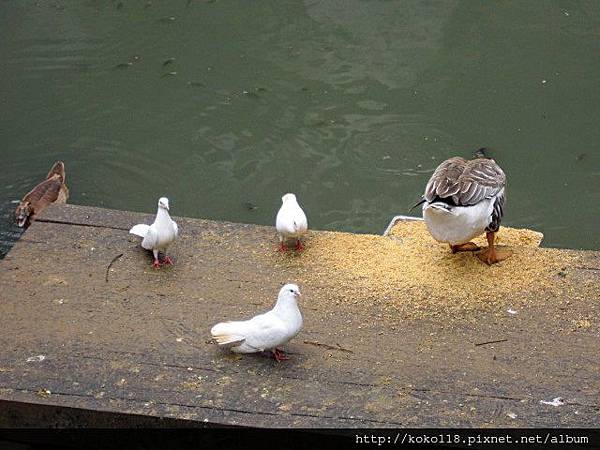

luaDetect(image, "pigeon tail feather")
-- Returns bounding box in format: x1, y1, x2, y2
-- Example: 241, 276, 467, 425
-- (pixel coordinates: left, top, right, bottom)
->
129, 224, 150, 237
211, 322, 246, 347
213, 334, 246, 347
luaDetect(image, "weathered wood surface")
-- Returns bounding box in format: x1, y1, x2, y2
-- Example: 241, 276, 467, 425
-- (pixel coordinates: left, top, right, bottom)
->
0, 204, 598, 427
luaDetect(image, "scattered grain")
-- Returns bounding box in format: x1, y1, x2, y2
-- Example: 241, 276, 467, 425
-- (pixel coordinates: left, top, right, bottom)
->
267, 221, 579, 321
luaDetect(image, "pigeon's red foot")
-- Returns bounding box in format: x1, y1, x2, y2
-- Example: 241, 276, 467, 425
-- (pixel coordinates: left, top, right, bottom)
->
162, 255, 174, 265
272, 348, 290, 362
278, 242, 288, 253
152, 259, 161, 269
295, 240, 304, 251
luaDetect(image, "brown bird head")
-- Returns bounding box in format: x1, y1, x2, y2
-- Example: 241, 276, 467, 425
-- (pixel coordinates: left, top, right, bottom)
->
46, 161, 66, 182
15, 201, 33, 228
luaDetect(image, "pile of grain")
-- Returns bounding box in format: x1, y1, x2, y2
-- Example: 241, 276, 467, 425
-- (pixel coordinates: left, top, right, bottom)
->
279, 221, 573, 319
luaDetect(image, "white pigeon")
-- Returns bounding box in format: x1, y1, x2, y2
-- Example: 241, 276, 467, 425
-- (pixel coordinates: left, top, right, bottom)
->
210, 284, 303, 362
129, 197, 179, 268
275, 193, 308, 252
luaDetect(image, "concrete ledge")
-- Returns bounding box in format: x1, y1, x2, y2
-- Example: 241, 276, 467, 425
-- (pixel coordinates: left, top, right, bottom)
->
0, 204, 598, 427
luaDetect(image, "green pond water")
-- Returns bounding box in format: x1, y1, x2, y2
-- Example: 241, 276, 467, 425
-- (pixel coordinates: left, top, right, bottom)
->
1, 0, 599, 257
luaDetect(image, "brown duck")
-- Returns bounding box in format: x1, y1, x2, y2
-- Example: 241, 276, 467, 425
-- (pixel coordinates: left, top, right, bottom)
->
15, 161, 69, 228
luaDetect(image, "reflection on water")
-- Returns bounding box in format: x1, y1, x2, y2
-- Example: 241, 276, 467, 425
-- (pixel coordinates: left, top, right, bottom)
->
1, 0, 599, 257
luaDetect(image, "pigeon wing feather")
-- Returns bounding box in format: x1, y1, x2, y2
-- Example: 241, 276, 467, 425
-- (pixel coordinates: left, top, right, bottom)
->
141, 226, 159, 250
275, 207, 293, 235
243, 312, 291, 351
293, 208, 308, 233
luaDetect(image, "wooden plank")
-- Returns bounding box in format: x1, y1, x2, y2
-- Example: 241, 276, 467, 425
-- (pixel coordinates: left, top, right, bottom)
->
0, 204, 598, 427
